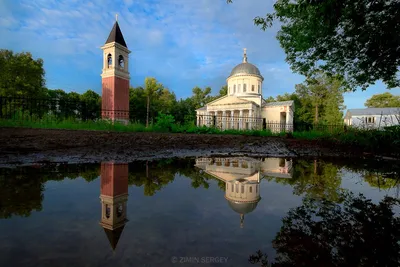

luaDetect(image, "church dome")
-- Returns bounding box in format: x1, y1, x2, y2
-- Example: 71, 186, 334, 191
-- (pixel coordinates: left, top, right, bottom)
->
228, 48, 264, 80
230, 62, 262, 77
227, 200, 259, 215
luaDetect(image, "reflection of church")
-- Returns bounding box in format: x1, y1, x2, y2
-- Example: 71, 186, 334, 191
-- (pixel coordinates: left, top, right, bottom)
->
99, 162, 129, 251
195, 157, 292, 228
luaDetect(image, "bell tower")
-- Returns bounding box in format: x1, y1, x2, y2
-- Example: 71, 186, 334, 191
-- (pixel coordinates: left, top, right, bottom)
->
99, 162, 129, 251
101, 15, 130, 124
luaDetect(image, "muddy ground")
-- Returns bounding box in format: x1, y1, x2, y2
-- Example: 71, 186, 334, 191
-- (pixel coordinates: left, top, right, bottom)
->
0, 127, 378, 166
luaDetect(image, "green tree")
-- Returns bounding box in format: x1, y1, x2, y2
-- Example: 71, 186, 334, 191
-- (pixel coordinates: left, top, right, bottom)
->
191, 86, 213, 109
80, 89, 101, 120
365, 92, 400, 108
144, 77, 164, 127
227, 0, 400, 91
295, 72, 346, 124
129, 86, 147, 123
0, 49, 46, 98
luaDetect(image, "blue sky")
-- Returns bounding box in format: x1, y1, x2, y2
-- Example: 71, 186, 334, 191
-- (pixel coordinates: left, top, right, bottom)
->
1, 0, 399, 110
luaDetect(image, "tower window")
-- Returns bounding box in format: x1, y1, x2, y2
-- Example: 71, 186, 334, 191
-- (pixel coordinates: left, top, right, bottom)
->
252, 85, 255, 92
231, 184, 234, 192
118, 55, 124, 68
117, 204, 123, 217
107, 54, 112, 68
249, 186, 252, 193
243, 84, 247, 92
241, 185, 244, 194
258, 84, 261, 92
105, 204, 110, 219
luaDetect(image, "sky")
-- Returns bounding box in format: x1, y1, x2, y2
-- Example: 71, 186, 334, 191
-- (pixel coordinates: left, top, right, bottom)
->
1, 0, 399, 110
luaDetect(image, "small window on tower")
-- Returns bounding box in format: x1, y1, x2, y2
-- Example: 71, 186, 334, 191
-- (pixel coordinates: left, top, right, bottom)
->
105, 204, 110, 219
118, 55, 124, 68
243, 84, 247, 92
117, 204, 123, 217
252, 85, 255, 91
258, 84, 261, 92
107, 54, 112, 68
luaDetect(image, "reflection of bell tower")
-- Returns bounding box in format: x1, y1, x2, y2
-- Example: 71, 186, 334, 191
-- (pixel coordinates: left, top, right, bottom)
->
101, 15, 131, 124
99, 162, 129, 251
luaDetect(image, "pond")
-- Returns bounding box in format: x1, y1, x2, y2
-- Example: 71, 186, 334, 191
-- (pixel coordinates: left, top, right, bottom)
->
0, 157, 399, 267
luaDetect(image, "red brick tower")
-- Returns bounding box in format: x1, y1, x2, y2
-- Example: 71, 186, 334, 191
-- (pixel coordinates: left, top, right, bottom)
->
99, 162, 129, 251
101, 17, 130, 124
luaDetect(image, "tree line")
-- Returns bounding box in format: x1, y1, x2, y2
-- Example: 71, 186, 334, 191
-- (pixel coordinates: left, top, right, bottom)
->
1, 49, 398, 126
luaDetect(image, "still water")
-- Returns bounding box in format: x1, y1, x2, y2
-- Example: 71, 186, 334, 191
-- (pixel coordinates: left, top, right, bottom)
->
0, 157, 399, 267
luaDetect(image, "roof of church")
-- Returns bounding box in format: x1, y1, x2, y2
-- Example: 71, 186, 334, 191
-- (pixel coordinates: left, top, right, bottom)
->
105, 21, 128, 48
103, 225, 125, 250
229, 62, 262, 78
262, 100, 294, 107
227, 200, 259, 215
228, 49, 263, 79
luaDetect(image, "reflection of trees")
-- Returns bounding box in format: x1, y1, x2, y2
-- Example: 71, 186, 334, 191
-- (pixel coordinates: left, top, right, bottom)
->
128, 160, 176, 196
127, 158, 224, 195
0, 164, 100, 219
364, 172, 399, 191
0, 171, 43, 219
249, 192, 400, 267
267, 159, 344, 202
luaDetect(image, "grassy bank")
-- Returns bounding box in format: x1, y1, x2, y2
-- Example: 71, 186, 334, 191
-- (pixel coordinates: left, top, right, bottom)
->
1, 117, 399, 156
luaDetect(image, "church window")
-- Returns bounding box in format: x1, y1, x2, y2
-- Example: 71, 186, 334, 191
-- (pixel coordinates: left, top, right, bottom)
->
238, 84, 241, 92
107, 54, 112, 68
252, 85, 255, 92
243, 84, 247, 92
105, 204, 110, 219
241, 186, 244, 194
118, 55, 124, 68
234, 85, 236, 93
117, 204, 123, 217
249, 186, 252, 193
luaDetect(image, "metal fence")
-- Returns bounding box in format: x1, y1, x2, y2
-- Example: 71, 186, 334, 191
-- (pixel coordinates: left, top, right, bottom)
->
0, 96, 346, 133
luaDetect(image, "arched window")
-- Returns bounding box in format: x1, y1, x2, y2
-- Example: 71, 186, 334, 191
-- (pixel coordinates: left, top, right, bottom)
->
252, 85, 255, 92
117, 204, 123, 217
107, 54, 112, 68
234, 85, 236, 93
231, 184, 234, 192
243, 84, 247, 92
105, 204, 110, 219
249, 186, 252, 193
241, 185, 244, 194
118, 55, 124, 68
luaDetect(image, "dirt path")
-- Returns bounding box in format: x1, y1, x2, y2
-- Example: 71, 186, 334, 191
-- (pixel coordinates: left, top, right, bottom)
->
0, 127, 362, 166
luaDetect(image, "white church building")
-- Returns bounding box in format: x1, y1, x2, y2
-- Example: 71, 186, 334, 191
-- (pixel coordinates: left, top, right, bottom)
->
196, 49, 294, 132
